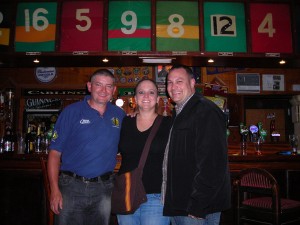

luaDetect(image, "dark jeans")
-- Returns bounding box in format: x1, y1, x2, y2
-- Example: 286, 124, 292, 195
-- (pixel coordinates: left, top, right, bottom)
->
55, 172, 114, 225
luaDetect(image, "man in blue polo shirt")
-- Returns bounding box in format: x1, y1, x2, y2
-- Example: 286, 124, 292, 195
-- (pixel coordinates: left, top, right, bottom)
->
48, 69, 125, 225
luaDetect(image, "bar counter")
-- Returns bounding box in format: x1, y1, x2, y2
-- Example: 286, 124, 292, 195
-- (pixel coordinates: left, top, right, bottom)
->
1, 143, 300, 225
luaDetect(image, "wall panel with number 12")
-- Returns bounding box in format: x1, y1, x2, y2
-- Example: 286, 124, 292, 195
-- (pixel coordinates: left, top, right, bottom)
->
250, 3, 293, 53
60, 1, 104, 52
156, 1, 199, 51
0, 3, 13, 51
108, 1, 151, 51
203, 2, 246, 52
15, 2, 57, 52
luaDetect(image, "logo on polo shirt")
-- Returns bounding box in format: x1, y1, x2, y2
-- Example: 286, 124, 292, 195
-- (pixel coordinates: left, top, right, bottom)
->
111, 117, 120, 128
80, 119, 91, 124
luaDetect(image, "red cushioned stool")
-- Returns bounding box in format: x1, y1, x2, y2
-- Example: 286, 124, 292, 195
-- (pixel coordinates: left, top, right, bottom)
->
233, 168, 300, 225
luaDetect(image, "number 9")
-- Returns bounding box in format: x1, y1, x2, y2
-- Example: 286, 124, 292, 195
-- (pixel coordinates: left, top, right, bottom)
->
121, 11, 137, 35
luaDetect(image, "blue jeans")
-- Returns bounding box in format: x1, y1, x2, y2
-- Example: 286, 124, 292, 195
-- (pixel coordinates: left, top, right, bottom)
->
171, 212, 221, 225
54, 172, 114, 225
117, 193, 170, 225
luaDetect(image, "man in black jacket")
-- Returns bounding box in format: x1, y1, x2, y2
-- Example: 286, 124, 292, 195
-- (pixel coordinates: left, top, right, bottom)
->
161, 65, 231, 225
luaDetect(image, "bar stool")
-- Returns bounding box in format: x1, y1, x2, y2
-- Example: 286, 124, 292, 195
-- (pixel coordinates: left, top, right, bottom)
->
40, 157, 54, 225
233, 168, 300, 225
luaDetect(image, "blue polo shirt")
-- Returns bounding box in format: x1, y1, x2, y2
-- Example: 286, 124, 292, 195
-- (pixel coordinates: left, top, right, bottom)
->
50, 96, 125, 178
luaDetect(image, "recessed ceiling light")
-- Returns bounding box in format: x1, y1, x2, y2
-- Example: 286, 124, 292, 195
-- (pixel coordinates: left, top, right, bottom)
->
279, 59, 286, 65
33, 58, 40, 63
102, 58, 109, 63
208, 58, 214, 63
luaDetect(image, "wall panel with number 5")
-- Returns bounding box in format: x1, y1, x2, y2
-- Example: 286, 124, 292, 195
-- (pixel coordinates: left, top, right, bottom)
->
15, 2, 57, 52
60, 1, 104, 52
203, 2, 247, 53
250, 3, 293, 53
108, 1, 151, 51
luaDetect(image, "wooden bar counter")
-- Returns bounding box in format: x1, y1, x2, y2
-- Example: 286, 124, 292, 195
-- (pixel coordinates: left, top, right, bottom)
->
1, 143, 300, 225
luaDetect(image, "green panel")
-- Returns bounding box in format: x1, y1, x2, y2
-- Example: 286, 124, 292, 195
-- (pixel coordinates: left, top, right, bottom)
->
156, 38, 199, 51
16, 2, 57, 26
108, 38, 150, 51
204, 2, 246, 52
156, 1, 199, 51
15, 41, 55, 52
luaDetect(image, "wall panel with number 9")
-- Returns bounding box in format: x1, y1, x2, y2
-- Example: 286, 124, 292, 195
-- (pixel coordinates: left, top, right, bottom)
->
108, 1, 151, 51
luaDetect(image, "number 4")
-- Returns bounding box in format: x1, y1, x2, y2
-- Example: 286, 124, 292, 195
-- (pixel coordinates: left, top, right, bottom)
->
257, 13, 276, 37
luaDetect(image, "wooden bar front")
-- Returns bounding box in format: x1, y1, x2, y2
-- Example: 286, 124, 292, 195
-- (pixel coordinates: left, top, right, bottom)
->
1, 143, 300, 225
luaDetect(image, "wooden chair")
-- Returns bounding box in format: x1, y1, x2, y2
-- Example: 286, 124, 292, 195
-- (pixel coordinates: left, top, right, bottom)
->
40, 157, 54, 225
233, 168, 300, 225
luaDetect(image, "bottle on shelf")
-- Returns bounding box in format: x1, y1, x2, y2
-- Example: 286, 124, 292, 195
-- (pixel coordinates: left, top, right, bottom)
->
3, 125, 14, 152
35, 124, 42, 153
269, 113, 280, 142
24, 125, 34, 154
0, 136, 4, 153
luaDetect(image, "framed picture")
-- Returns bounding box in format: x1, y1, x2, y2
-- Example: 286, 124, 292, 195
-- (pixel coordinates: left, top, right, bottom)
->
155, 65, 172, 83
262, 74, 285, 91
155, 65, 201, 83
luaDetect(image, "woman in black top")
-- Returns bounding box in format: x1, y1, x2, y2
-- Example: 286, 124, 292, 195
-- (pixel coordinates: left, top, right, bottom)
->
117, 78, 172, 225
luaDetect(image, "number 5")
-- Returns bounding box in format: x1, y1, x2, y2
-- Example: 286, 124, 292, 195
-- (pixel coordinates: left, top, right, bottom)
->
76, 9, 91, 32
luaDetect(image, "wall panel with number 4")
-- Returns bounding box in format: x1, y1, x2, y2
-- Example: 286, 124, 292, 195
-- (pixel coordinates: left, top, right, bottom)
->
250, 3, 293, 53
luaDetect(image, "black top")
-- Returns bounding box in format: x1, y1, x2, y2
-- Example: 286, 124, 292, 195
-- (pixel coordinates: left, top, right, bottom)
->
118, 115, 172, 194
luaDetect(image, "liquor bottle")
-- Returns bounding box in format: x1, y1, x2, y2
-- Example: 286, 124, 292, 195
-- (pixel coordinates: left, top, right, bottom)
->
0, 92, 4, 119
3, 125, 13, 152
0, 136, 3, 153
35, 124, 42, 153
24, 126, 34, 154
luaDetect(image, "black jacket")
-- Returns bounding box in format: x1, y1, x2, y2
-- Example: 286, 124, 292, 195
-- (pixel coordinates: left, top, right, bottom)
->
163, 92, 231, 218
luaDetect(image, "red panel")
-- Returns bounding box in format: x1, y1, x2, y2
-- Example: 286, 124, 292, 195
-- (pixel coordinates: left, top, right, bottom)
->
60, 1, 103, 52
250, 3, 292, 53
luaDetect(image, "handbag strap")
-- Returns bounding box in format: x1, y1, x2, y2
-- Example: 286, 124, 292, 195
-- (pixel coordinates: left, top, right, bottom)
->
137, 115, 163, 170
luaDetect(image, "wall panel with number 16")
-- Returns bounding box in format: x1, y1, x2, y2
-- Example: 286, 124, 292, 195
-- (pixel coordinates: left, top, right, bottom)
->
60, 1, 104, 52
15, 2, 57, 52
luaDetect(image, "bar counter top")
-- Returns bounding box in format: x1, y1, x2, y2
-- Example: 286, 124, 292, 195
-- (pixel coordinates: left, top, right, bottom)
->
0, 142, 300, 172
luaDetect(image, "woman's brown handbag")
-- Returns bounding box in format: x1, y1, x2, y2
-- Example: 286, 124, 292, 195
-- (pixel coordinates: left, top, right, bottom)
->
111, 115, 163, 214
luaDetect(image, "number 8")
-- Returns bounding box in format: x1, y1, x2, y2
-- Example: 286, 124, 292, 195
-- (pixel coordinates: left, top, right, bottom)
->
167, 14, 184, 38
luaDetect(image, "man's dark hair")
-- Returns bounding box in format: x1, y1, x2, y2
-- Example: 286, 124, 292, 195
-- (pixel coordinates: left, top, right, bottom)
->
169, 64, 194, 79
89, 69, 115, 83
